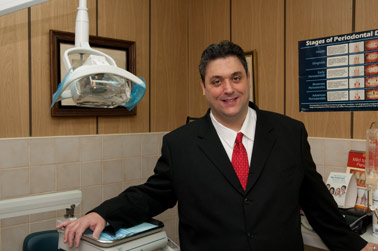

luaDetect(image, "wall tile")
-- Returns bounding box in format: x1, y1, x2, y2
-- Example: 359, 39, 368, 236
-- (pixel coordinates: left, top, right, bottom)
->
315, 164, 325, 180
103, 135, 125, 160
124, 180, 143, 190
0, 139, 28, 169
30, 138, 55, 166
351, 139, 366, 152
103, 160, 124, 184
81, 161, 102, 187
30, 219, 56, 233
103, 183, 123, 201
103, 134, 142, 159
156, 133, 166, 151
1, 224, 29, 251
30, 165, 55, 194
125, 157, 142, 181
80, 136, 102, 161
324, 139, 351, 167
29, 211, 56, 223
123, 134, 141, 158
56, 163, 81, 191
141, 156, 159, 179
323, 165, 347, 182
0, 168, 29, 198
55, 136, 80, 164
308, 137, 325, 165
157, 206, 178, 220
81, 186, 102, 213
142, 133, 161, 156
1, 216, 28, 228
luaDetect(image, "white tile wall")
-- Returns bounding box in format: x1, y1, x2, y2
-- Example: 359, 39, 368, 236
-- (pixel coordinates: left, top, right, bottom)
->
308, 137, 366, 182
80, 136, 102, 161
0, 133, 366, 250
81, 161, 102, 187
0, 139, 28, 169
30, 165, 55, 193
0, 132, 172, 251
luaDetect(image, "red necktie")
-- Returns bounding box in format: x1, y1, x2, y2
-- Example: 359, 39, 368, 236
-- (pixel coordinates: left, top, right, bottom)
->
232, 132, 249, 190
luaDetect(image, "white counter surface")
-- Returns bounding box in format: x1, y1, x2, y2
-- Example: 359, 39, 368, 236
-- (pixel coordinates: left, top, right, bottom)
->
302, 225, 378, 250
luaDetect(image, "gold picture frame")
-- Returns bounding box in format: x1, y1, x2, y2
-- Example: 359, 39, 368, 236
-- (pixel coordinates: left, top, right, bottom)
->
50, 30, 137, 117
244, 50, 258, 105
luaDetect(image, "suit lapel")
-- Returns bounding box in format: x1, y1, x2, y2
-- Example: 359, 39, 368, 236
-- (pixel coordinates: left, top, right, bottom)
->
194, 104, 277, 195
245, 107, 276, 193
196, 113, 245, 194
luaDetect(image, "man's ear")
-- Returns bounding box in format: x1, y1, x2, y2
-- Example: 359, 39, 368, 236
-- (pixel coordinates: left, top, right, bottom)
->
200, 80, 206, 95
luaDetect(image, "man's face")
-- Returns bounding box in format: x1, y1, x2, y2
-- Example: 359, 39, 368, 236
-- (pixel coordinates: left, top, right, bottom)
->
341, 186, 346, 193
200, 56, 250, 128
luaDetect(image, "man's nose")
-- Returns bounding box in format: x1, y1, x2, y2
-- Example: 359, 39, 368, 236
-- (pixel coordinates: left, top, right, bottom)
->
223, 79, 233, 93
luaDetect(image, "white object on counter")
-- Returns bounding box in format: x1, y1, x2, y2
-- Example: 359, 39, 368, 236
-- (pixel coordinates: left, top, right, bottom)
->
302, 225, 378, 250
372, 185, 378, 236
58, 229, 172, 251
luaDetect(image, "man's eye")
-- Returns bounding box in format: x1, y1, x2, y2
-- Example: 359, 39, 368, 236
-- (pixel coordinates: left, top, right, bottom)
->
212, 79, 222, 86
233, 76, 241, 82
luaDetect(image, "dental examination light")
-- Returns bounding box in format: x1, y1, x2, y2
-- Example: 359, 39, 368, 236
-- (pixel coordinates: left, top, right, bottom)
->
51, 0, 146, 110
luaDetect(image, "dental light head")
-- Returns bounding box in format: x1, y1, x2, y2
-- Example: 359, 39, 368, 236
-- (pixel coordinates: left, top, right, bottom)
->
51, 0, 145, 110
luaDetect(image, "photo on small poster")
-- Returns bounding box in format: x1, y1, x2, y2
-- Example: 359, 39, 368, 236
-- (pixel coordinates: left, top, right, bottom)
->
326, 172, 357, 209
347, 167, 367, 209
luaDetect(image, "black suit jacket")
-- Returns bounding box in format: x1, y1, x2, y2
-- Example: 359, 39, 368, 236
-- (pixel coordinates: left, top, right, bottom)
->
93, 102, 367, 251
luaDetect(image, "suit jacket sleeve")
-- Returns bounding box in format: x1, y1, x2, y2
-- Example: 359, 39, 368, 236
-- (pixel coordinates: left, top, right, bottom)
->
298, 125, 367, 251
90, 136, 177, 231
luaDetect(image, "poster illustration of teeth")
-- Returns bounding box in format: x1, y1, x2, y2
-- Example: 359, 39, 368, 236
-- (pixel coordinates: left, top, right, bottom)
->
299, 29, 378, 111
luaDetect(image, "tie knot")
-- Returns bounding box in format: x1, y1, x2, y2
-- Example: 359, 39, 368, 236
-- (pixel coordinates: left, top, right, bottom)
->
235, 132, 244, 144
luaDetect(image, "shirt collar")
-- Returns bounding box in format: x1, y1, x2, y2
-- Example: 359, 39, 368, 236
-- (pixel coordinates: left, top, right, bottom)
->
210, 107, 256, 148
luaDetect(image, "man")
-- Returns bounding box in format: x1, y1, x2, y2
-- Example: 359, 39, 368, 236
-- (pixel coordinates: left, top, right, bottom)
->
58, 41, 375, 250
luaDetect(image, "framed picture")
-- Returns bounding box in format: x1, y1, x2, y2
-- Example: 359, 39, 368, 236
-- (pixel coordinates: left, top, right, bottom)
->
244, 50, 257, 104
50, 30, 137, 117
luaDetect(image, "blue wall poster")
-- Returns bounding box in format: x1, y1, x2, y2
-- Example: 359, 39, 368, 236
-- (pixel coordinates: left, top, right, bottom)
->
299, 29, 378, 112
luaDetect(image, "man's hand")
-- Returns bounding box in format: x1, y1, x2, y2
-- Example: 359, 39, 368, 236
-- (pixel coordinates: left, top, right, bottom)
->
56, 212, 106, 248
361, 242, 377, 251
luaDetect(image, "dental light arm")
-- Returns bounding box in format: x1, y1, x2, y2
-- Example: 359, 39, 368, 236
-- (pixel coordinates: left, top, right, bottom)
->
75, 0, 89, 48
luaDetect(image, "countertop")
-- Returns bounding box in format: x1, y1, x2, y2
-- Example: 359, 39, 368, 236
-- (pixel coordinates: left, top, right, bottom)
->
302, 225, 378, 250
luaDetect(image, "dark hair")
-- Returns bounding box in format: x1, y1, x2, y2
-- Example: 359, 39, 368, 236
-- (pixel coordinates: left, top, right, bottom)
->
199, 40, 248, 82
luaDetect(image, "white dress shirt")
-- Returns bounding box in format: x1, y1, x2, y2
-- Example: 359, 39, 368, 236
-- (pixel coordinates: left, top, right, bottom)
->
210, 107, 257, 165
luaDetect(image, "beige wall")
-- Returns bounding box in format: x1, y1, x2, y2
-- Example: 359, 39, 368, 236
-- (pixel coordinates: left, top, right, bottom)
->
1, 0, 378, 138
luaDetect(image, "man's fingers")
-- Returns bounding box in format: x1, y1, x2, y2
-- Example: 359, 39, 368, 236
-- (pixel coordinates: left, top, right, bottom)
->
63, 221, 76, 243
57, 213, 106, 248
75, 231, 84, 248
92, 226, 103, 240
56, 219, 73, 229
67, 227, 76, 248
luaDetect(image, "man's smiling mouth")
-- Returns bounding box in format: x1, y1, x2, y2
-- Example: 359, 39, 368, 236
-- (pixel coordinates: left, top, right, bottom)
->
223, 97, 238, 103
